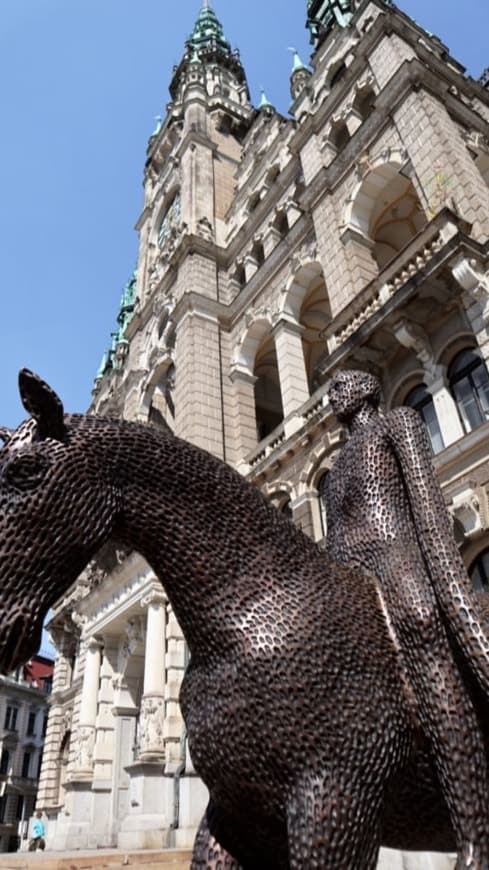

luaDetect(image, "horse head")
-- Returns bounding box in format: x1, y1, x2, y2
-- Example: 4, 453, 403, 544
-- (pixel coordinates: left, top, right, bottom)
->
0, 370, 121, 673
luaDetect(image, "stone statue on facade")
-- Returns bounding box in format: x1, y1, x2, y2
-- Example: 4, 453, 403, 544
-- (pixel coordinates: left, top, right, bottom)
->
1, 369, 489, 868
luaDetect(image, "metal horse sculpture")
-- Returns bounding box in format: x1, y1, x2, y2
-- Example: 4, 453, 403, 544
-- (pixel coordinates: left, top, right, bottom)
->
0, 371, 487, 869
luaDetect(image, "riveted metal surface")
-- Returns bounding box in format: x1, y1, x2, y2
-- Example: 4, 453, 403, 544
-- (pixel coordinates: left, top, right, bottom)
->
0, 369, 487, 868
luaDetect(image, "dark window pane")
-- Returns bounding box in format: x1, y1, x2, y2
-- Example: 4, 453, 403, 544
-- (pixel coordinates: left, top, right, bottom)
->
470, 549, 489, 592
404, 384, 444, 454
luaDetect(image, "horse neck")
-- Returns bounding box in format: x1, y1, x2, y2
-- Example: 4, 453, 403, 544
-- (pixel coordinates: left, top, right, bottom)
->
111, 424, 314, 653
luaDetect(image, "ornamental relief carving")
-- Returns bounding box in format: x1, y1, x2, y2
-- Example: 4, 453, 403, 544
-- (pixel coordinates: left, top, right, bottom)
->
139, 695, 166, 756
74, 725, 96, 771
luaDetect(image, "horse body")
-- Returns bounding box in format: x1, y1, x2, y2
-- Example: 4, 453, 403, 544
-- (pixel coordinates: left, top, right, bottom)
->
0, 371, 474, 867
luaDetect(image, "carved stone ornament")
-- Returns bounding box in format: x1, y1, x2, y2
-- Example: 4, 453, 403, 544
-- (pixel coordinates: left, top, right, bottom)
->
117, 617, 144, 676
138, 695, 166, 758
74, 725, 96, 771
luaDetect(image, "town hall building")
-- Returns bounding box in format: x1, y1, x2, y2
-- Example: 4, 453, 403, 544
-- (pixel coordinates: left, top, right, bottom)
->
36, 1, 489, 865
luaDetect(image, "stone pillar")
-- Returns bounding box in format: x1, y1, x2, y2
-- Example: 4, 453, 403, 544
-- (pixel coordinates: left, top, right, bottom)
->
426, 376, 464, 447
229, 365, 259, 467
451, 256, 489, 368
139, 589, 167, 761
272, 316, 310, 427
243, 254, 259, 283
263, 225, 282, 258
73, 637, 103, 777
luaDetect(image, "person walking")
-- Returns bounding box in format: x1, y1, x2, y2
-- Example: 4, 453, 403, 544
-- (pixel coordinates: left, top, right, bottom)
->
28, 811, 46, 851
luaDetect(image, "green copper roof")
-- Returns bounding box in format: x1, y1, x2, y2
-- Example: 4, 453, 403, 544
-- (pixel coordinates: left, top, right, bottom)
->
258, 87, 273, 110
169, 1, 248, 101
289, 48, 310, 75
307, 0, 393, 46
188, 1, 232, 58
116, 272, 137, 337
96, 272, 137, 380
307, 0, 353, 45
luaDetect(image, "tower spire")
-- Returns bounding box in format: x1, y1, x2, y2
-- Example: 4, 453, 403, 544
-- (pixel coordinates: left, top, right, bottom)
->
306, 0, 353, 47
169, 2, 249, 104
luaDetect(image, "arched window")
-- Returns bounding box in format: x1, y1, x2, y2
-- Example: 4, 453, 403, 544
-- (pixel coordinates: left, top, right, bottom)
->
317, 472, 329, 537
448, 349, 489, 433
330, 120, 351, 151
404, 384, 444, 454
353, 85, 375, 121
270, 495, 292, 518
469, 549, 489, 592
254, 335, 284, 441
149, 364, 175, 431
0, 749, 9, 776
274, 210, 289, 239
252, 240, 265, 268
158, 193, 181, 250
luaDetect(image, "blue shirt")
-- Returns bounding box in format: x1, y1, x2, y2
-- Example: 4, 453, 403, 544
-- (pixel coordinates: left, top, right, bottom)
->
32, 819, 45, 838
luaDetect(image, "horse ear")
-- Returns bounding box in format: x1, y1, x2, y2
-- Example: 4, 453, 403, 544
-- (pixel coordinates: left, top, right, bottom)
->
0, 427, 13, 445
18, 369, 65, 441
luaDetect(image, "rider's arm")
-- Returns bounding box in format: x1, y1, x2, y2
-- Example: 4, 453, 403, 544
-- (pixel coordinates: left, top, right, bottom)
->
387, 406, 489, 694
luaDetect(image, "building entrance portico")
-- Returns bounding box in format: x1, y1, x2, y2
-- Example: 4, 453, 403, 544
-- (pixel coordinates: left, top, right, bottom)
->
42, 553, 207, 852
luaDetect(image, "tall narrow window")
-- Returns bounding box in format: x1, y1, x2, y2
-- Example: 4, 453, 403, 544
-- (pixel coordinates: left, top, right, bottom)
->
404, 384, 444, 454
470, 549, 489, 592
449, 349, 489, 433
26, 712, 36, 737
318, 473, 329, 538
4, 706, 18, 731
0, 750, 9, 776
21, 752, 31, 779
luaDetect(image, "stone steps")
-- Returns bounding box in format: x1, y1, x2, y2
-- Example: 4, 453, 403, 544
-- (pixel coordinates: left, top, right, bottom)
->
0, 849, 191, 870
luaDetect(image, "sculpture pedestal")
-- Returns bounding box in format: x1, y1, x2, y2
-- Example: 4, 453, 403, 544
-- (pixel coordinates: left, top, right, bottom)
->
378, 849, 456, 869
117, 761, 173, 850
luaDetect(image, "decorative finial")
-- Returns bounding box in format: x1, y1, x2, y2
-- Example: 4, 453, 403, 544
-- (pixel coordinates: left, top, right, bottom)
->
258, 87, 273, 110
288, 47, 309, 74
202, 0, 210, 8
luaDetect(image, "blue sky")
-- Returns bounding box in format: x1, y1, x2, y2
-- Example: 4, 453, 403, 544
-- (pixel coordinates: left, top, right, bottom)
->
1, 0, 489, 430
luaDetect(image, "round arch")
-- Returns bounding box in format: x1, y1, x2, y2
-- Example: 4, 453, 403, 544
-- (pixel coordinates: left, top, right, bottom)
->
345, 156, 427, 268
150, 184, 181, 248
234, 316, 275, 375
386, 367, 426, 410
282, 262, 327, 322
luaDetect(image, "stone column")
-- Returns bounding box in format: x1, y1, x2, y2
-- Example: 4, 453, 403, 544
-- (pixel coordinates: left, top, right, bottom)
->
272, 316, 310, 430
229, 365, 259, 468
451, 256, 489, 368
73, 637, 103, 776
425, 376, 464, 447
139, 589, 167, 761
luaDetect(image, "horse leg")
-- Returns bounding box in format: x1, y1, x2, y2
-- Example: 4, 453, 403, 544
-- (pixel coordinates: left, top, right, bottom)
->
405, 644, 489, 869
191, 801, 242, 870
286, 771, 382, 870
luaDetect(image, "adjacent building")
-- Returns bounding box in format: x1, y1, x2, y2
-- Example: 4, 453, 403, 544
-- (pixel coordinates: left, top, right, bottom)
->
37, 0, 489, 863
0, 656, 53, 852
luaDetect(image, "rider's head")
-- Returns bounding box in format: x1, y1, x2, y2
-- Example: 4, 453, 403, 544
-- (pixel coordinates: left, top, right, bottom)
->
327, 369, 381, 423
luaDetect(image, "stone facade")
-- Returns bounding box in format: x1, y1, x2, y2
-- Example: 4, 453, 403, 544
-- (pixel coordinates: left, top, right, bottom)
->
0, 656, 53, 852
38, 0, 489, 864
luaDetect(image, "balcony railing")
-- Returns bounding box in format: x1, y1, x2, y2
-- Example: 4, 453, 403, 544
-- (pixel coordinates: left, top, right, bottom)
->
245, 381, 332, 471
326, 209, 470, 353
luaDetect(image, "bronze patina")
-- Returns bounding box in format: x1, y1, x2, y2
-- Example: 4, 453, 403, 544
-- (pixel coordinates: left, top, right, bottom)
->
0, 370, 488, 868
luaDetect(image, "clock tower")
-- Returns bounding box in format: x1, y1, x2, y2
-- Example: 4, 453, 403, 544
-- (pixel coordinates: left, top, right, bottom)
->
95, 1, 254, 459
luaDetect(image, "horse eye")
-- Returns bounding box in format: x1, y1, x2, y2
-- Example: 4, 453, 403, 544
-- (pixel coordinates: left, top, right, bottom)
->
4, 455, 50, 491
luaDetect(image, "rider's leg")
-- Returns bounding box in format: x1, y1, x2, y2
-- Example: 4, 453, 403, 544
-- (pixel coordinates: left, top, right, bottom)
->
191, 802, 242, 870
286, 770, 382, 870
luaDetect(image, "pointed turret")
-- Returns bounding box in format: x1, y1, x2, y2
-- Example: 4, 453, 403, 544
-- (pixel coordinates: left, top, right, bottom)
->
258, 87, 275, 114
187, 0, 232, 59
289, 48, 312, 100
169, 1, 250, 106
306, 0, 354, 47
